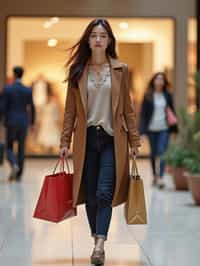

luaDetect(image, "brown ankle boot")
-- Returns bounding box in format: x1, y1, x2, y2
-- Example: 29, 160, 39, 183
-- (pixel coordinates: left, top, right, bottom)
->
91, 236, 105, 264
91, 249, 105, 265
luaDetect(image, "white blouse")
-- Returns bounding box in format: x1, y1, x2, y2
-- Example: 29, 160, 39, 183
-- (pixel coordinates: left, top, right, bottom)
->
148, 92, 168, 131
87, 64, 113, 136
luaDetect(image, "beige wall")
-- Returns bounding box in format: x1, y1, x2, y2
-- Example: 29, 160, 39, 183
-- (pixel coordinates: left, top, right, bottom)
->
0, 0, 196, 108
24, 40, 70, 105
118, 42, 153, 101
23, 40, 69, 83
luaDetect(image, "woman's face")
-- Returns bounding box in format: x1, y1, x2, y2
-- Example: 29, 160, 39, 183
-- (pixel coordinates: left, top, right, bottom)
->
88, 24, 110, 53
154, 74, 165, 89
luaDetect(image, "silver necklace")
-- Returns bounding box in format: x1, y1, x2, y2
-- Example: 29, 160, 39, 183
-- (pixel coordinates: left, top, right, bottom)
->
89, 65, 110, 89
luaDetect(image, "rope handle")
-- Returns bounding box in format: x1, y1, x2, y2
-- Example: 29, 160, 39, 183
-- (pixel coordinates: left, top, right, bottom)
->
53, 157, 71, 174
130, 156, 140, 180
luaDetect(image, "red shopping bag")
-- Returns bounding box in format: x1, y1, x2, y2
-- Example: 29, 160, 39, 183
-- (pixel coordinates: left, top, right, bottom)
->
33, 158, 77, 223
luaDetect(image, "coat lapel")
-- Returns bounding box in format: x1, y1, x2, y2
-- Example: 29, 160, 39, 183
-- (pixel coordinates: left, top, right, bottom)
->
78, 63, 89, 117
109, 58, 123, 117
78, 57, 123, 118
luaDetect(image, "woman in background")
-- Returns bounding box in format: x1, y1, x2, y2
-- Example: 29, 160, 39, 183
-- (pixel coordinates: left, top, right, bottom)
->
140, 72, 178, 189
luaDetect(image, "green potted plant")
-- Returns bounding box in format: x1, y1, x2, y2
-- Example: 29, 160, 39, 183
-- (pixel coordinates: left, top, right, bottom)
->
163, 71, 200, 193
162, 108, 194, 190
162, 143, 191, 190
170, 71, 200, 201
183, 152, 200, 205
182, 109, 200, 204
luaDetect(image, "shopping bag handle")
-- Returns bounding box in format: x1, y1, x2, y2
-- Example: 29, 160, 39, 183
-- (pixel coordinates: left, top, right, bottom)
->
130, 157, 140, 180
53, 158, 71, 174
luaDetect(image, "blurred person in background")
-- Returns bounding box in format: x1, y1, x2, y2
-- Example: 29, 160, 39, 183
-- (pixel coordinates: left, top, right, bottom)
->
140, 72, 178, 189
37, 85, 60, 153
60, 18, 141, 265
31, 74, 51, 146
3, 66, 35, 182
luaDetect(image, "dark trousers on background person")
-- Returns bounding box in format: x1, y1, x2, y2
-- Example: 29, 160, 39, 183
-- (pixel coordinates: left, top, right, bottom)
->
82, 125, 116, 240
147, 129, 169, 178
6, 126, 27, 180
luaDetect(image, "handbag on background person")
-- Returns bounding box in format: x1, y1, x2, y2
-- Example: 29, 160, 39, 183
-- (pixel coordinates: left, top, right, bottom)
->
166, 106, 178, 126
125, 157, 147, 225
33, 158, 77, 223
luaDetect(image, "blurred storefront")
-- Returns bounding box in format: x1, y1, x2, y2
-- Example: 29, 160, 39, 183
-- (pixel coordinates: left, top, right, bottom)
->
0, 0, 196, 156
6, 17, 174, 156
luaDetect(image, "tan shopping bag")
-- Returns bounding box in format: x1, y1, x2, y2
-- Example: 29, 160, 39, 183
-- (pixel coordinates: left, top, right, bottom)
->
125, 158, 147, 224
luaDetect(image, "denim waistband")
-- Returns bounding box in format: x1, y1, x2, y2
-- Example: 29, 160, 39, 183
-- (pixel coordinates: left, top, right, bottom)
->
87, 125, 113, 137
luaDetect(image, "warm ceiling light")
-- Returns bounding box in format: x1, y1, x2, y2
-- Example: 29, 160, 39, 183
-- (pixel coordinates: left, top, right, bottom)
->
119, 22, 129, 29
43, 17, 59, 29
43, 21, 52, 29
50, 17, 59, 24
48, 38, 58, 47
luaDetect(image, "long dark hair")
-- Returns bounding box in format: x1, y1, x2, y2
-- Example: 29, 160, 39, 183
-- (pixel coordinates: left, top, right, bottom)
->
65, 18, 118, 88
145, 72, 170, 100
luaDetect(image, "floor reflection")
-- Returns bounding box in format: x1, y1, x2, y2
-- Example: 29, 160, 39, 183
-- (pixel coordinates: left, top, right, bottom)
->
0, 159, 200, 266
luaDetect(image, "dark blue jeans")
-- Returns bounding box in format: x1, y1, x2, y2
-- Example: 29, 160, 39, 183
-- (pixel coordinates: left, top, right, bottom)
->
147, 129, 169, 178
6, 126, 27, 179
82, 125, 116, 240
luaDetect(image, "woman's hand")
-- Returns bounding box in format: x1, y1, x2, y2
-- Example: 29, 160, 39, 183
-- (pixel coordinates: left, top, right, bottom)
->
130, 146, 139, 158
60, 147, 69, 159
140, 134, 146, 145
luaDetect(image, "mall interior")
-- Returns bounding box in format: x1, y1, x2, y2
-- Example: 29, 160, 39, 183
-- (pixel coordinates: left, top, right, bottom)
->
0, 0, 200, 265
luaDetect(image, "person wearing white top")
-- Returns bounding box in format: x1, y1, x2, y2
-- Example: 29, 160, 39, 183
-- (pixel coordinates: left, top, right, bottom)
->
140, 72, 178, 188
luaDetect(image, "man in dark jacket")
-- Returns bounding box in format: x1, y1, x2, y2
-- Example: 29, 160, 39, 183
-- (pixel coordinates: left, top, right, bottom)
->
3, 66, 35, 181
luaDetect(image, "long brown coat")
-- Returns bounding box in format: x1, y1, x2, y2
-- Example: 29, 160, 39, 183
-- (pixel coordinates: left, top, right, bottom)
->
60, 57, 140, 208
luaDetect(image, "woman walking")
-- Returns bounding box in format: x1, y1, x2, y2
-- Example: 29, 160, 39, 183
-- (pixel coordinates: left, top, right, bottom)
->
140, 72, 178, 189
60, 18, 140, 264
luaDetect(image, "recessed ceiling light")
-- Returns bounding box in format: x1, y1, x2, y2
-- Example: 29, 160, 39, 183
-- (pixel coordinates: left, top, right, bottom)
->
43, 21, 52, 29
48, 38, 58, 47
51, 17, 59, 24
119, 22, 129, 29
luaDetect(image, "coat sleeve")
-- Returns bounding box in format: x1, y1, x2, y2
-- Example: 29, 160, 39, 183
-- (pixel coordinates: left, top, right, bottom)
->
139, 97, 147, 135
167, 92, 176, 113
28, 90, 36, 126
123, 65, 141, 148
167, 91, 179, 133
60, 85, 76, 149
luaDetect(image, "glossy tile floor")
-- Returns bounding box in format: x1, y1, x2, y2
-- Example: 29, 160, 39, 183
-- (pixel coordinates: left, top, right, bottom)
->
0, 159, 200, 266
